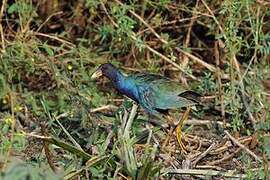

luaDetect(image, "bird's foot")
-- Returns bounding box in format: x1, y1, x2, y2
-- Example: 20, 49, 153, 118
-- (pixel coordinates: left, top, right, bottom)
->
176, 123, 187, 154
175, 106, 191, 154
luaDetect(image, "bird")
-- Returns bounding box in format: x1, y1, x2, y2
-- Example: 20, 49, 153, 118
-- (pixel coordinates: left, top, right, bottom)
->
91, 63, 201, 153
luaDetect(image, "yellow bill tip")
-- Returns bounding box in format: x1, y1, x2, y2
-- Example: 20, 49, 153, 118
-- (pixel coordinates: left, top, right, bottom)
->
91, 69, 103, 79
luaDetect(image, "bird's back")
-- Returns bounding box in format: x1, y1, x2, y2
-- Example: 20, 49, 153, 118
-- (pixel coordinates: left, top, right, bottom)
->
128, 73, 200, 115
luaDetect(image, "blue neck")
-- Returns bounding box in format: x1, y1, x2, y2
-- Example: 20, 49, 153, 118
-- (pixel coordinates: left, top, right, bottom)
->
118, 77, 138, 103
110, 73, 139, 103
103, 68, 139, 102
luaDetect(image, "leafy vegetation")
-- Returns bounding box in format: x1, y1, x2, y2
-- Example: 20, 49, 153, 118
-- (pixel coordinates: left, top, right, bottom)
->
0, 0, 269, 179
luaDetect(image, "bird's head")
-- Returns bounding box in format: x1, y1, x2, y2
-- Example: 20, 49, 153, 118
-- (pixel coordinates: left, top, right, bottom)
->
91, 63, 119, 80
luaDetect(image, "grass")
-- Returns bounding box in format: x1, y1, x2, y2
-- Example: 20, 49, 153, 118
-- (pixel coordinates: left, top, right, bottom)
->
0, 0, 270, 179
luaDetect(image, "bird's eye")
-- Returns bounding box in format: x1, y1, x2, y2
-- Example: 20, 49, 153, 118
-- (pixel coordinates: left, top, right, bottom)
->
103, 65, 111, 71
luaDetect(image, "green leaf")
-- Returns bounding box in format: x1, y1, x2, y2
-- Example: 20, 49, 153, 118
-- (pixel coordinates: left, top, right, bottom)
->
7, 3, 18, 14
43, 44, 54, 57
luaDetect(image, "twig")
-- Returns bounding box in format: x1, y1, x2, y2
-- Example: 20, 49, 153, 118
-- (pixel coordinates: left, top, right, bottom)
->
54, 115, 84, 151
224, 130, 262, 163
200, 0, 225, 37
100, 0, 118, 27
209, 147, 242, 165
175, 47, 216, 72
90, 105, 118, 113
32, 31, 75, 49
232, 56, 257, 128
214, 41, 225, 119
40, 123, 56, 172
181, 0, 199, 69
0, 0, 7, 52
43, 140, 56, 172
140, 42, 199, 80
195, 165, 223, 171
192, 142, 216, 166
113, 0, 166, 44
118, 172, 130, 180
37, 11, 64, 32
210, 136, 252, 155
162, 126, 174, 151
148, 118, 231, 128
138, 16, 201, 35
184, 119, 231, 127
163, 168, 246, 178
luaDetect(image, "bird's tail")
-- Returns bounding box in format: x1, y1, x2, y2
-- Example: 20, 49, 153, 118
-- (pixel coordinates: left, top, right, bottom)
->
178, 90, 202, 103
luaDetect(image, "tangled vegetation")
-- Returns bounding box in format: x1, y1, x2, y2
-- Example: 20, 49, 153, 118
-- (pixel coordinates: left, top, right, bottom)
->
0, 0, 269, 179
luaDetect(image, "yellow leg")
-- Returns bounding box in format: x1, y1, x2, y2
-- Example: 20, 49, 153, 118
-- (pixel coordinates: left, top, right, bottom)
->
176, 106, 191, 154
161, 115, 175, 151
161, 125, 174, 150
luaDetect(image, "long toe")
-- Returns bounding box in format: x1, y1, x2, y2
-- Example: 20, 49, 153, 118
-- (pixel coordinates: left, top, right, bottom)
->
176, 124, 187, 154
175, 106, 192, 154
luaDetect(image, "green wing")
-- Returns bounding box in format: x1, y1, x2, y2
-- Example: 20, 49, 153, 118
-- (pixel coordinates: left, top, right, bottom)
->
129, 73, 199, 112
